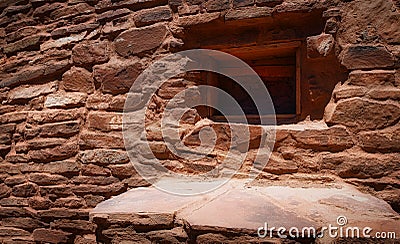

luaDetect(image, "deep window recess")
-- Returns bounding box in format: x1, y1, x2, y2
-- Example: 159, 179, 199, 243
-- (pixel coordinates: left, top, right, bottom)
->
204, 41, 301, 125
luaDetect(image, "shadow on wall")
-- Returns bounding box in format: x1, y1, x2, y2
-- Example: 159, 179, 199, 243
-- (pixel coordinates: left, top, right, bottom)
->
179, 10, 349, 124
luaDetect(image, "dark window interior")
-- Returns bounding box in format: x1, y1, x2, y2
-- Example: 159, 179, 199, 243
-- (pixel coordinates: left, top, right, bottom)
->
204, 43, 300, 125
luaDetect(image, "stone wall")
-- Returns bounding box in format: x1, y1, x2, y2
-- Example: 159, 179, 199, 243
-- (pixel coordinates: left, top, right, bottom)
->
0, 0, 399, 243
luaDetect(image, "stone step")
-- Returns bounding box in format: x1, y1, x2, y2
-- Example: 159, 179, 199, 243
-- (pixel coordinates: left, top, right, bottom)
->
90, 179, 400, 243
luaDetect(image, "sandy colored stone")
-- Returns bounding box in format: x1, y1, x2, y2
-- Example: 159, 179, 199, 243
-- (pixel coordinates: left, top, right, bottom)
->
33, 228, 72, 243
341, 45, 395, 70
93, 60, 142, 95
11, 182, 38, 197
87, 111, 123, 132
326, 98, 400, 130
62, 67, 95, 93
44, 92, 87, 108
134, 6, 172, 27
72, 40, 109, 67
307, 33, 335, 58
77, 149, 129, 166
114, 24, 168, 57
7, 81, 58, 102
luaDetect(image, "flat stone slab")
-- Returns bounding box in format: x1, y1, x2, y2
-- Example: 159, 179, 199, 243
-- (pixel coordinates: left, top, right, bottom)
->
91, 179, 400, 239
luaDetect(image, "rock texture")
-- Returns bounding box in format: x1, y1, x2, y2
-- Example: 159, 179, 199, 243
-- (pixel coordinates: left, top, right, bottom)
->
91, 180, 400, 243
0, 0, 399, 243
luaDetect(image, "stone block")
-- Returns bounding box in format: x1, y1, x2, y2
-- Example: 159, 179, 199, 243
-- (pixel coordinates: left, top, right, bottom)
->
27, 197, 52, 210
28, 141, 79, 163
50, 219, 97, 234
4, 175, 26, 186
0, 183, 11, 198
37, 208, 89, 219
134, 6, 172, 27
87, 111, 123, 132
28, 173, 68, 186
84, 195, 105, 208
359, 126, 400, 153
5, 26, 40, 43
0, 227, 30, 237
306, 33, 335, 58
39, 186, 73, 200
44, 92, 87, 108
3, 34, 47, 54
233, 0, 254, 8
96, 8, 131, 23
291, 126, 353, 152
79, 131, 124, 149
225, 6, 273, 21
50, 3, 94, 20
347, 70, 396, 87
82, 164, 111, 176
114, 24, 168, 57
77, 149, 129, 165
93, 60, 142, 95
0, 60, 70, 88
326, 98, 400, 130
177, 12, 220, 26
72, 176, 119, 186
2, 217, 47, 231
33, 228, 72, 243
0, 197, 28, 207
16, 138, 67, 152
72, 183, 126, 197
341, 45, 395, 70
321, 152, 400, 179
24, 121, 80, 138
205, 0, 229, 12
0, 207, 35, 217
367, 87, 400, 100
62, 67, 95, 93
12, 182, 39, 197
108, 164, 137, 179
41, 32, 87, 51
334, 86, 367, 100
27, 108, 86, 124
72, 40, 109, 67
7, 81, 57, 103
53, 197, 85, 209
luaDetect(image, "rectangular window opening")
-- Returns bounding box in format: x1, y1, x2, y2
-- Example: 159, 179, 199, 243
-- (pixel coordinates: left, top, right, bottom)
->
203, 41, 302, 125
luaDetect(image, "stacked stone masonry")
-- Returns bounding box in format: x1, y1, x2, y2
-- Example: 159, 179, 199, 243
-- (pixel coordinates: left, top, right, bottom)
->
0, 0, 399, 243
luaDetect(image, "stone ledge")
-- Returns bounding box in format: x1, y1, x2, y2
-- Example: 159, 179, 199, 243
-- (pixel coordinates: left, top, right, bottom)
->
90, 179, 400, 243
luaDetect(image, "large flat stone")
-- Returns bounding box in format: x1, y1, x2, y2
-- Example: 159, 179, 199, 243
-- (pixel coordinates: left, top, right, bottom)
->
114, 24, 168, 57
91, 179, 400, 239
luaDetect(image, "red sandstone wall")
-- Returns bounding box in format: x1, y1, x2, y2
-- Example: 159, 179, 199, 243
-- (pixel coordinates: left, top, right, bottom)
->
0, 0, 399, 243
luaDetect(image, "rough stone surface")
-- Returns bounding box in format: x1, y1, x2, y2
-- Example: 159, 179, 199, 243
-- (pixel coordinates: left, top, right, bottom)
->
341, 45, 395, 70
326, 98, 400, 130
44, 92, 87, 108
91, 181, 400, 243
307, 33, 335, 58
359, 126, 400, 153
7, 82, 58, 103
61, 67, 95, 93
93, 61, 143, 95
72, 40, 110, 67
347, 70, 396, 87
292, 126, 353, 152
114, 24, 168, 57
33, 228, 72, 243
134, 6, 172, 27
